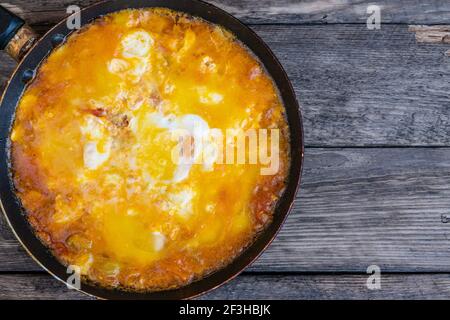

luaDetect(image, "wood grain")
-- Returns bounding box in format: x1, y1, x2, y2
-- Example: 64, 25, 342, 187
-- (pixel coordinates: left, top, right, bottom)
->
2, 25, 450, 146
261, 24, 450, 147
202, 273, 450, 300
0, 274, 92, 300
2, 148, 450, 273
409, 25, 450, 44
1, 273, 450, 300
2, 0, 450, 25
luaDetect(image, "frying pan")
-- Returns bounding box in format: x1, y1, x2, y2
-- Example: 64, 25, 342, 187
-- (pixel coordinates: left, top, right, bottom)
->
0, 0, 304, 299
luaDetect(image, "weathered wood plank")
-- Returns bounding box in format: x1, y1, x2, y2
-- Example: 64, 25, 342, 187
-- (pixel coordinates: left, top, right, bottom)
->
2, 273, 450, 300
202, 273, 450, 300
2, 25, 450, 146
2, 0, 450, 25
0, 273, 92, 300
409, 25, 450, 44
208, 0, 450, 25
261, 24, 450, 147
2, 148, 450, 273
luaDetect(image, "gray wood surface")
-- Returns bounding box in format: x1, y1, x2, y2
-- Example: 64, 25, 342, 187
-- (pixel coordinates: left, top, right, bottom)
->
200, 273, 450, 300
2, 0, 450, 300
409, 25, 450, 44
2, 148, 450, 273
2, 273, 450, 300
2, 24, 450, 147
3, 0, 450, 25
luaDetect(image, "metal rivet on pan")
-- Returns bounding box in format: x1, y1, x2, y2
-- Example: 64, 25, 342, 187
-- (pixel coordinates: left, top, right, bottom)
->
51, 34, 66, 47
22, 69, 35, 83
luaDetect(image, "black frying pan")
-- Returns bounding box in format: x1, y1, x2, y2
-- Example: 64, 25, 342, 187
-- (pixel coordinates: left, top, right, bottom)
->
0, 0, 303, 299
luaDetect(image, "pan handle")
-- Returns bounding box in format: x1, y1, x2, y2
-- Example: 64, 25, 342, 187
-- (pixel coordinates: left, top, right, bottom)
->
0, 6, 37, 62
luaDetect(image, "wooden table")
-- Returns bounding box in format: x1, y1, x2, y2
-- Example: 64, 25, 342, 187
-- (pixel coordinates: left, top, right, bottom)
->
1, 0, 450, 300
